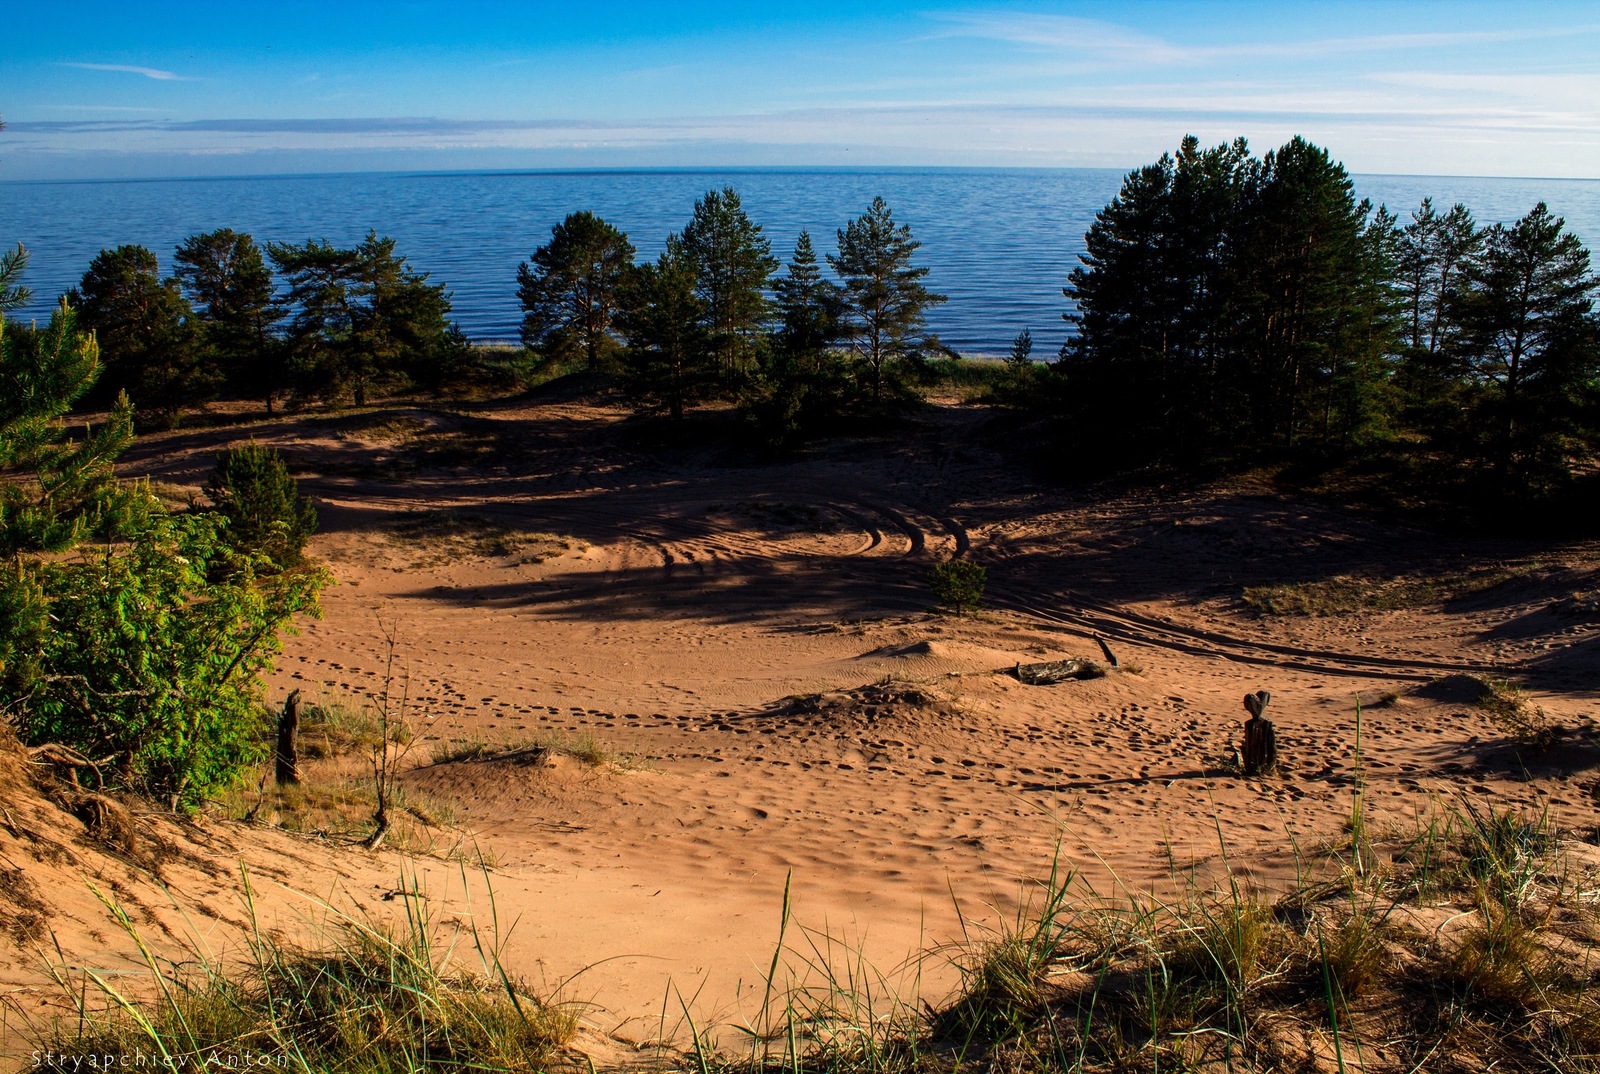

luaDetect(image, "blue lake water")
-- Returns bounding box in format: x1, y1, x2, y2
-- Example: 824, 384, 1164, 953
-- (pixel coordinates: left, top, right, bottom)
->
3, 168, 1598, 358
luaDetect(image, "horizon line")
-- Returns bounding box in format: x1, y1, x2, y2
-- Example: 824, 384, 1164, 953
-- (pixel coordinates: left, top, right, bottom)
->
5, 163, 1600, 186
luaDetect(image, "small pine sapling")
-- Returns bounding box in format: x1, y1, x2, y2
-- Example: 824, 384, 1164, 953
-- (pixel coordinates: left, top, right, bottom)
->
931, 560, 987, 616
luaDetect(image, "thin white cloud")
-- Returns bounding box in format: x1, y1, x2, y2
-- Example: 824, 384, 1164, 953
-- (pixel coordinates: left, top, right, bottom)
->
928, 11, 1600, 65
60, 62, 188, 81
43, 104, 167, 112
927, 14, 1184, 64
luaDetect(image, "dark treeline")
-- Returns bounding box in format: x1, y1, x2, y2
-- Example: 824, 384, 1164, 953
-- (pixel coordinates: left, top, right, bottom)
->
54, 229, 471, 425
23, 139, 1600, 522
1051, 135, 1600, 522
33, 190, 947, 447
519, 188, 946, 441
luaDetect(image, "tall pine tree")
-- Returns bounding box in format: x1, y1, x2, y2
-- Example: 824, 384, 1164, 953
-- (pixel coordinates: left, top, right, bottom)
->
1458, 203, 1598, 490
679, 188, 776, 387
71, 244, 207, 424
517, 211, 635, 371
173, 229, 282, 412
618, 237, 711, 421
830, 197, 945, 405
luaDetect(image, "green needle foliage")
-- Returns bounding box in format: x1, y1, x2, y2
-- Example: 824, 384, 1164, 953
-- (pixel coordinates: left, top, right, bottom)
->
930, 560, 986, 616
517, 210, 636, 371
680, 186, 778, 386
70, 244, 209, 425
206, 442, 318, 569
0, 242, 31, 313
269, 231, 465, 405
173, 228, 283, 413
830, 196, 946, 406
619, 237, 712, 421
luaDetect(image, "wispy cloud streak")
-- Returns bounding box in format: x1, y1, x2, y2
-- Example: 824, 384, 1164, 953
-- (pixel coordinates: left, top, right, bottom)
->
60, 62, 188, 81
929, 12, 1600, 65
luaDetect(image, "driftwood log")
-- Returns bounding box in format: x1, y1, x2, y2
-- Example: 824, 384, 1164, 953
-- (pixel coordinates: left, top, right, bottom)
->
275, 689, 302, 785
1240, 690, 1278, 776
1014, 658, 1106, 685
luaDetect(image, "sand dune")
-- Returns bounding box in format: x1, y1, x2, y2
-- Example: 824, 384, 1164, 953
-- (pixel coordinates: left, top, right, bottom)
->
7, 396, 1598, 1053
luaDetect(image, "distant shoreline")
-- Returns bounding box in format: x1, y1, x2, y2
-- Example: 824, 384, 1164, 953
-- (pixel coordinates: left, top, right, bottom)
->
5, 164, 1600, 187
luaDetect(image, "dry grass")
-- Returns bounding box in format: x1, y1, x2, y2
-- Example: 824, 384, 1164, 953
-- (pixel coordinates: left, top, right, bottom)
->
1474, 676, 1561, 751
385, 510, 581, 566
1243, 566, 1525, 616
34, 871, 576, 1073
25, 795, 1600, 1072
429, 730, 643, 771
671, 798, 1600, 1074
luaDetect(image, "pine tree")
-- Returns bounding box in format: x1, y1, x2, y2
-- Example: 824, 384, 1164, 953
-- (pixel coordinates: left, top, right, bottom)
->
72, 244, 207, 423
757, 231, 847, 445
618, 238, 711, 421
1397, 199, 1480, 360
0, 291, 135, 691
206, 443, 318, 569
173, 229, 283, 412
1232, 136, 1393, 449
1063, 135, 1397, 463
516, 211, 635, 370
679, 187, 777, 386
774, 230, 841, 362
1458, 203, 1599, 488
269, 232, 458, 405
1007, 330, 1033, 369
0, 243, 30, 314
829, 197, 945, 405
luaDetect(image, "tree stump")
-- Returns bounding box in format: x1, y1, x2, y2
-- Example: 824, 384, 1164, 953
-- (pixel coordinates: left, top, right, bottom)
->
275, 689, 302, 786
1240, 690, 1278, 776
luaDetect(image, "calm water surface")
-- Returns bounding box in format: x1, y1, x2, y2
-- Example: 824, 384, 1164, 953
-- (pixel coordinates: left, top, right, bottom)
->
3, 169, 1597, 357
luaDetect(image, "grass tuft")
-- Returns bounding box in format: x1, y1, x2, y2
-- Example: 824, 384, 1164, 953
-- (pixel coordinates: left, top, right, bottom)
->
40, 871, 575, 1073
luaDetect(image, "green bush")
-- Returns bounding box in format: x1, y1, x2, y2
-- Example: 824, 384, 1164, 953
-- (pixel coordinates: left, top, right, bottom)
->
17, 508, 326, 809
930, 559, 986, 616
2, 277, 323, 810
206, 442, 317, 568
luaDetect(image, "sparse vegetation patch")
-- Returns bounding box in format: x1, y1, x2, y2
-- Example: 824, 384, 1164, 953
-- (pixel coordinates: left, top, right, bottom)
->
385, 510, 579, 564
43, 876, 576, 1073
1244, 566, 1524, 615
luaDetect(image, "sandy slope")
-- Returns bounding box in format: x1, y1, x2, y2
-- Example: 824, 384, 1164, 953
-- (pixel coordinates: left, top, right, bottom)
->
6, 394, 1599, 1056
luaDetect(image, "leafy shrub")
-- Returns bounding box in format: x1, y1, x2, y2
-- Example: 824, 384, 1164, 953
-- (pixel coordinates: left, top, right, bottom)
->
2, 285, 322, 810
17, 509, 325, 808
206, 442, 318, 568
930, 560, 986, 615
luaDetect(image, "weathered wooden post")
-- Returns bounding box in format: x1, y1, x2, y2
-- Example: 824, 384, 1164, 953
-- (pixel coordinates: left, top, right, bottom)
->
275, 689, 302, 786
1241, 689, 1278, 776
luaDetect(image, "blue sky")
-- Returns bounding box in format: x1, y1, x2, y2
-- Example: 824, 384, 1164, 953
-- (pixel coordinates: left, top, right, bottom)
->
4, 1, 1599, 180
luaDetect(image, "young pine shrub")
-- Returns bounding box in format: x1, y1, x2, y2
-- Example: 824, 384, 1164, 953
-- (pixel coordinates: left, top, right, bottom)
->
930, 560, 986, 617
206, 442, 318, 569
